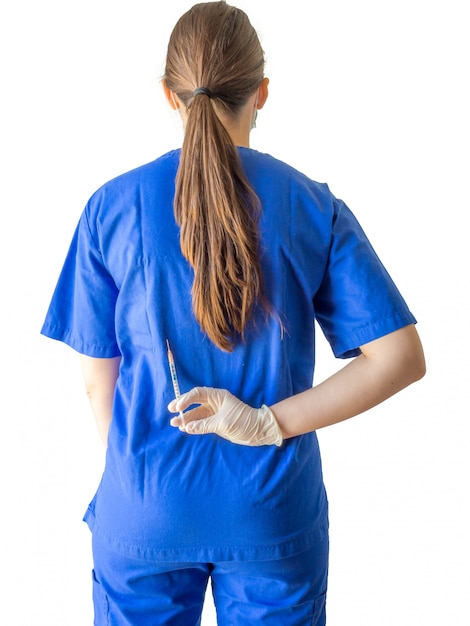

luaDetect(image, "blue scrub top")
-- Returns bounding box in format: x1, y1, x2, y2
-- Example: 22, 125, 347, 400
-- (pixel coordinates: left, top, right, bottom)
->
41, 148, 416, 562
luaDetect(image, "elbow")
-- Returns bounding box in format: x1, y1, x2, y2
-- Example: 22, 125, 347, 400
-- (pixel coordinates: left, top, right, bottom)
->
411, 329, 426, 383
416, 346, 427, 380
403, 335, 426, 386
370, 325, 426, 390
398, 324, 426, 386
410, 351, 426, 384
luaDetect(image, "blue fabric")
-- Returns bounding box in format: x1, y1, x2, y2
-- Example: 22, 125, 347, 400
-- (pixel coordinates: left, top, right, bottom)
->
41, 148, 416, 562
92, 533, 328, 625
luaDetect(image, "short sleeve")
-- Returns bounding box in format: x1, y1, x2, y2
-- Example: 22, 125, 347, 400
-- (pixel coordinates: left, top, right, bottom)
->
314, 198, 416, 359
41, 208, 120, 357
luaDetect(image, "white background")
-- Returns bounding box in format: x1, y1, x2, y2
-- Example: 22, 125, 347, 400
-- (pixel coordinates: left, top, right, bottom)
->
1, 1, 468, 624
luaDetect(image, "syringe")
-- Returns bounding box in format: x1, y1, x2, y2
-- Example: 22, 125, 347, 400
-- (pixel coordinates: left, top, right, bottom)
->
166, 340, 185, 423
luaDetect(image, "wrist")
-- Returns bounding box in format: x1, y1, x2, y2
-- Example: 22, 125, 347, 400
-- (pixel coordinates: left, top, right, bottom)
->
259, 404, 283, 446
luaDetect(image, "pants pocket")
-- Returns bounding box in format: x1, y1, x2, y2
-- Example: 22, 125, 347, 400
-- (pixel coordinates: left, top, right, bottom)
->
311, 589, 327, 626
92, 569, 110, 626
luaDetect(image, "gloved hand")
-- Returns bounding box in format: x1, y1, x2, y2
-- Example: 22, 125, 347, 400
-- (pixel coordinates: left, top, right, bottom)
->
168, 387, 283, 447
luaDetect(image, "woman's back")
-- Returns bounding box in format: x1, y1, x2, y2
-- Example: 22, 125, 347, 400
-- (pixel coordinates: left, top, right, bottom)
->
42, 145, 415, 561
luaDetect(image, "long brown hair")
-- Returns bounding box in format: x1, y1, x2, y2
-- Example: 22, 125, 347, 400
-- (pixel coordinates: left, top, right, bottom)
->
164, 1, 269, 351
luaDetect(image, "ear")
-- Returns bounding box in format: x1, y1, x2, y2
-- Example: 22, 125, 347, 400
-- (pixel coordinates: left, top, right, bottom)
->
162, 79, 180, 110
256, 77, 269, 110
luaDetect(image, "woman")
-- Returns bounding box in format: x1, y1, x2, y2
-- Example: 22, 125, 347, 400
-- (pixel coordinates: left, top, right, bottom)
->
41, 2, 425, 624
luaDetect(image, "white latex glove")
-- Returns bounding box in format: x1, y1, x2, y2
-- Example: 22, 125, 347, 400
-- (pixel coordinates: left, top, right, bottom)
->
168, 387, 283, 447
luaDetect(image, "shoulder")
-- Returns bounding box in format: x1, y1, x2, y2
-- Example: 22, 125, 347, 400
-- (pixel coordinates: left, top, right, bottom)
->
239, 147, 333, 204
239, 148, 338, 226
85, 149, 181, 218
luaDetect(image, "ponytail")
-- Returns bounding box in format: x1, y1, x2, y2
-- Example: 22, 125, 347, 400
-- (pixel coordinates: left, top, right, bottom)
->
165, 1, 269, 351
175, 93, 266, 351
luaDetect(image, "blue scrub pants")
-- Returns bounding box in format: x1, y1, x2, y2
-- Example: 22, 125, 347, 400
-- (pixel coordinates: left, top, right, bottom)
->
91, 534, 328, 625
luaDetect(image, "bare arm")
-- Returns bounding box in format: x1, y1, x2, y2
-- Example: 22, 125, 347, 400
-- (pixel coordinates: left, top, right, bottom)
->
80, 355, 121, 447
271, 324, 426, 438
170, 324, 425, 446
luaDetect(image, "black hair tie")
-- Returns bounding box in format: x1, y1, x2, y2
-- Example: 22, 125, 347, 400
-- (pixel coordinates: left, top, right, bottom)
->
193, 87, 213, 99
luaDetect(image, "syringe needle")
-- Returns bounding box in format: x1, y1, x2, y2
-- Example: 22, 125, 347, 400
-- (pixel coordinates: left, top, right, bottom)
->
166, 340, 185, 423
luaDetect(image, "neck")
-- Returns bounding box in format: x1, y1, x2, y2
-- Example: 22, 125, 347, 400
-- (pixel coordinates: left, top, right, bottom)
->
215, 96, 256, 147
179, 95, 256, 148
